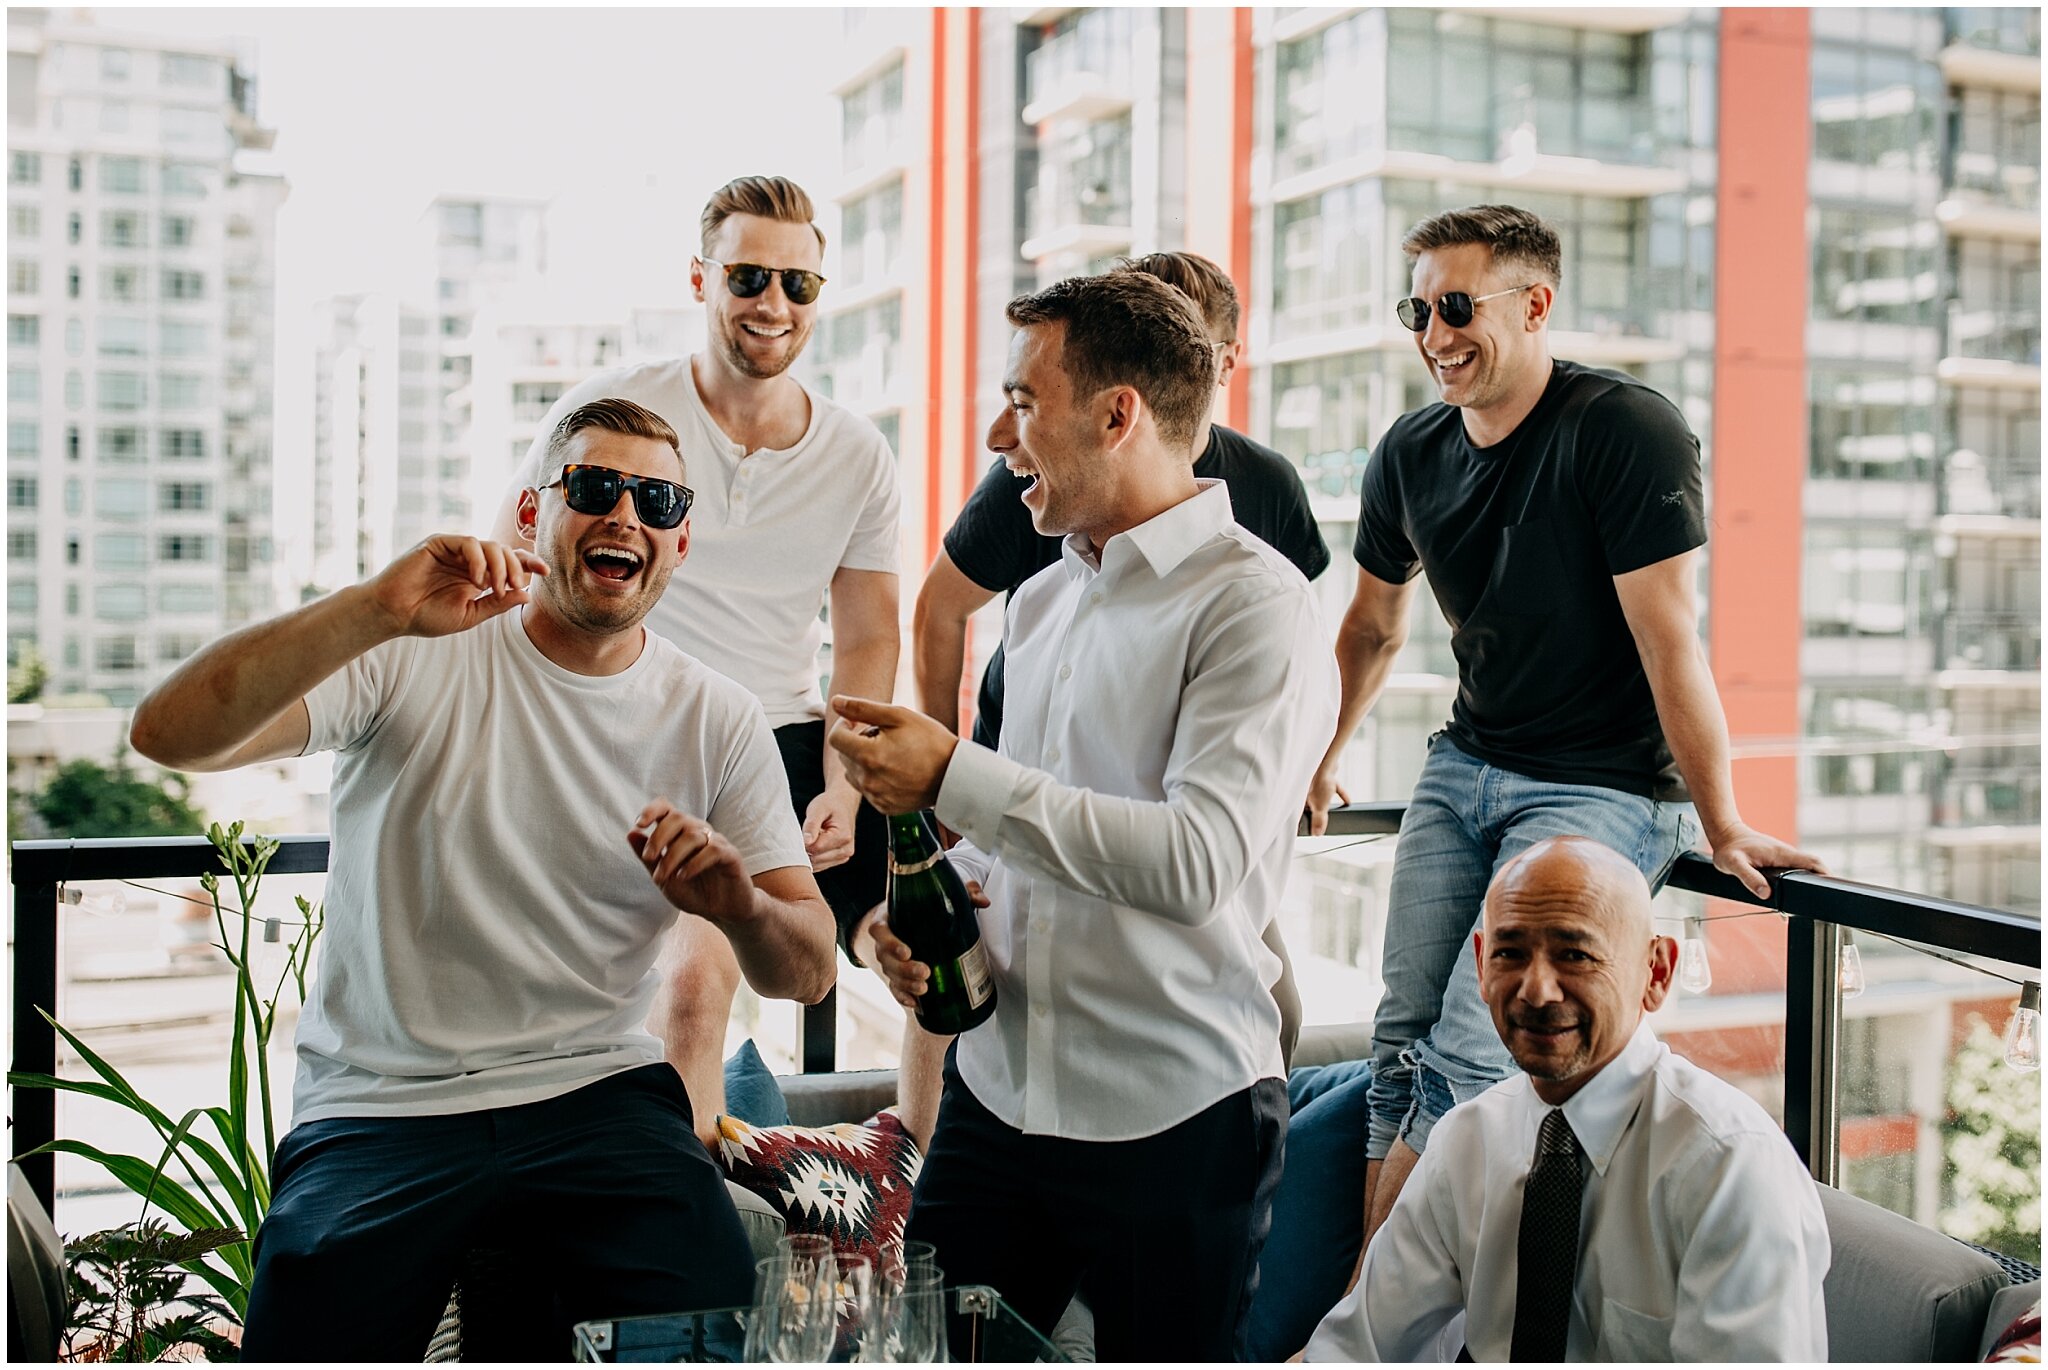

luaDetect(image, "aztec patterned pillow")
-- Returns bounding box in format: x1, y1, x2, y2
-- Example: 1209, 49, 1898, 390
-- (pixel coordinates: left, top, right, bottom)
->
1987, 1299, 2041, 1364
715, 1109, 923, 1267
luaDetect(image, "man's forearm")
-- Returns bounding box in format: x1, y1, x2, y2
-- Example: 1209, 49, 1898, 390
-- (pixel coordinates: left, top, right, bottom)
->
911, 604, 969, 734
719, 893, 838, 1004
1317, 630, 1405, 776
131, 586, 393, 770
824, 634, 899, 791
1642, 637, 1746, 841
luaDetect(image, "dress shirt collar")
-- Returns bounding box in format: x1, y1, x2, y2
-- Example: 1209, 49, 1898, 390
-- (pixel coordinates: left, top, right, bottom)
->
1538, 1020, 1662, 1178
1061, 480, 1234, 580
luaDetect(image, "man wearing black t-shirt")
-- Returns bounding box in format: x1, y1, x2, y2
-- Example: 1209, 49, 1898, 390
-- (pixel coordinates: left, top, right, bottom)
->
1306, 205, 1824, 1299
891, 252, 1329, 1147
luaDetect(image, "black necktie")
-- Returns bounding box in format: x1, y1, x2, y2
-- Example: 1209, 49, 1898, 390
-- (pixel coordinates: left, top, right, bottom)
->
1510, 1108, 1584, 1362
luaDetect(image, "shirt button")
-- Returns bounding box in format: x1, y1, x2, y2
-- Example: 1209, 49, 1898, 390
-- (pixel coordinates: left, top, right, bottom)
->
1046, 746, 1060, 764
1057, 664, 1071, 680
1090, 592, 1103, 606
1033, 1002, 1048, 1019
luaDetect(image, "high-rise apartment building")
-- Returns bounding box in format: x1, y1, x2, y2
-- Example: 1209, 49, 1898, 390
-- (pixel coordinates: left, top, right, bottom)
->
823, 5, 2040, 1232
6, 10, 285, 704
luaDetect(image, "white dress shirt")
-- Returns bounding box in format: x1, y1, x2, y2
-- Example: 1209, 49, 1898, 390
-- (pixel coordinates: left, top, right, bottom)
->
509, 358, 901, 726
1307, 1022, 1831, 1362
934, 481, 1339, 1142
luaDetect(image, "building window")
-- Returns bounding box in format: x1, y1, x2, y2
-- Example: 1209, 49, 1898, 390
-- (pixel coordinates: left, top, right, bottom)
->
9, 260, 39, 296
160, 428, 205, 461
98, 101, 131, 135
158, 582, 216, 615
160, 162, 207, 197
94, 634, 142, 668
158, 320, 206, 356
64, 535, 78, 565
8, 366, 37, 404
8, 475, 38, 509
66, 158, 82, 192
98, 157, 144, 194
96, 477, 148, 519
7, 314, 38, 347
100, 47, 131, 81
63, 369, 80, 409
160, 215, 195, 248
160, 53, 220, 90
99, 211, 144, 249
98, 316, 145, 355
65, 212, 80, 245
96, 371, 145, 411
7, 420, 36, 456
8, 580, 35, 615
96, 427, 141, 462
839, 180, 905, 289
101, 265, 144, 303
158, 373, 204, 409
157, 632, 203, 663
9, 151, 40, 185
841, 60, 906, 172
7, 529, 36, 561
157, 532, 212, 562
95, 532, 146, 570
161, 269, 204, 301
158, 480, 209, 512
64, 424, 78, 461
9, 205, 39, 240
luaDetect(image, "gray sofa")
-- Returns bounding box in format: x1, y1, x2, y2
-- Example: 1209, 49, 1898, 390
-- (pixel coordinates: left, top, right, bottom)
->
758, 1023, 2041, 1362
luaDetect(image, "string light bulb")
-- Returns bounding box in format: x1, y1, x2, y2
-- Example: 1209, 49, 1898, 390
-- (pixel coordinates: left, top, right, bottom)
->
2003, 982, 2041, 1074
1837, 933, 1866, 1000
1677, 919, 1713, 995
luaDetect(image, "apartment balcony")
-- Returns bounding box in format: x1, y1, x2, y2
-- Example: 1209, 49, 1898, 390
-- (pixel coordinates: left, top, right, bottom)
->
1020, 8, 1137, 126
1940, 449, 2042, 523
1934, 764, 2043, 829
1939, 306, 2043, 390
1019, 180, 1134, 262
1938, 42, 2042, 94
1939, 611, 2042, 676
1265, 144, 1687, 211
1937, 161, 2042, 243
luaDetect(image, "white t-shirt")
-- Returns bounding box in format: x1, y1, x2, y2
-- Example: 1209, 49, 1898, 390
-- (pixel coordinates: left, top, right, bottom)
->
292, 611, 810, 1124
508, 358, 901, 727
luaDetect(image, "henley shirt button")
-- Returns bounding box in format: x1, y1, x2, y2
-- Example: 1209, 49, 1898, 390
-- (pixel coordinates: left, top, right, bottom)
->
1089, 592, 1103, 606
1033, 1003, 1048, 1019
1057, 664, 1072, 680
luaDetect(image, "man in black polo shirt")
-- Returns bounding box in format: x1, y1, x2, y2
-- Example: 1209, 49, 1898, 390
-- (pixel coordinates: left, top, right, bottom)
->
1306, 203, 1824, 1298
889, 251, 1329, 1147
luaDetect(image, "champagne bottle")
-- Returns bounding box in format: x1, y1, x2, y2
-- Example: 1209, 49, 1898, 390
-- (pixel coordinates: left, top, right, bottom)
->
886, 811, 997, 1034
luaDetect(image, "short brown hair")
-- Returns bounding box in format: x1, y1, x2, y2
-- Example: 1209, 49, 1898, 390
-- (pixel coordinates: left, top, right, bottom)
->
1400, 204, 1563, 288
1114, 251, 1240, 341
700, 175, 825, 256
539, 397, 684, 487
1005, 273, 1216, 452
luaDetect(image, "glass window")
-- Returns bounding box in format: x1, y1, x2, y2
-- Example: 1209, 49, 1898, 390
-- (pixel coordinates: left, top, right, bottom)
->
98, 316, 146, 356
160, 215, 195, 248
99, 47, 131, 81
95, 532, 146, 570
161, 108, 225, 155
65, 212, 80, 245
840, 180, 904, 289
9, 259, 39, 295
94, 635, 141, 669
840, 60, 906, 171
157, 532, 211, 562
159, 428, 205, 461
97, 427, 142, 462
8, 420, 36, 456
8, 580, 35, 615
161, 52, 220, 89
158, 320, 206, 356
7, 529, 35, 560
158, 373, 205, 409
161, 269, 205, 301
7, 474, 37, 509
96, 371, 145, 411
156, 632, 204, 663
97, 156, 144, 194
160, 162, 207, 197
158, 480, 209, 512
9, 151, 40, 185
62, 369, 81, 410
8, 313, 38, 347
101, 265, 145, 303
8, 366, 38, 403
158, 582, 216, 615
95, 477, 147, 519
95, 585, 146, 622
99, 211, 144, 249
9, 205, 39, 240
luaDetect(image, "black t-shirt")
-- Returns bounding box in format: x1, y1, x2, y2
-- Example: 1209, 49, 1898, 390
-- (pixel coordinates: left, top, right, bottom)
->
946, 423, 1330, 746
1352, 360, 1707, 800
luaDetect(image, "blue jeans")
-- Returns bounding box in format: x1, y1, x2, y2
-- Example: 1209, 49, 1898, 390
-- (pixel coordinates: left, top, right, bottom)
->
1365, 736, 1699, 1160
1242, 1060, 1374, 1362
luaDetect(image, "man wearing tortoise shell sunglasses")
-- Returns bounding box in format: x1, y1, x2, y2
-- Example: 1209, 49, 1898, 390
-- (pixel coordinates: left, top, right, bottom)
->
491, 176, 901, 1148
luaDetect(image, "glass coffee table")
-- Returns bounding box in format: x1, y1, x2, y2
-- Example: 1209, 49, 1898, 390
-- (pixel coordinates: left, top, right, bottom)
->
572, 1285, 1069, 1363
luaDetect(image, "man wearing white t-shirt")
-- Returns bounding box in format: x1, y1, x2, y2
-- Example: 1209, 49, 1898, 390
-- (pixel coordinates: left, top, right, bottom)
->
132, 398, 836, 1361
491, 176, 900, 1132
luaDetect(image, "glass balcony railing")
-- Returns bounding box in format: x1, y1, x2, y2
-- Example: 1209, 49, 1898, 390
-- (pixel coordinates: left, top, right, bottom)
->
1940, 611, 2043, 672
1949, 153, 2042, 212
1022, 8, 1137, 116
1947, 303, 2043, 365
1023, 180, 1132, 244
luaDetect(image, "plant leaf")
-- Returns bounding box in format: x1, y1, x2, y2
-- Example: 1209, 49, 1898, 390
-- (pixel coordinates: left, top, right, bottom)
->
33, 1141, 222, 1235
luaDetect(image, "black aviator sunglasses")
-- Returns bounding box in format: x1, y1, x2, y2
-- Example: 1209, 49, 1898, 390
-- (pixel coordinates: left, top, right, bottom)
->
700, 256, 827, 306
1395, 283, 1537, 333
545, 464, 695, 529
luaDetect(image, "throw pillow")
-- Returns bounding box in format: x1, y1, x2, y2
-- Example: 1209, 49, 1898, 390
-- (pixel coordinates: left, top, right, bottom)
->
716, 1109, 922, 1268
722, 1039, 791, 1128
1987, 1298, 2041, 1363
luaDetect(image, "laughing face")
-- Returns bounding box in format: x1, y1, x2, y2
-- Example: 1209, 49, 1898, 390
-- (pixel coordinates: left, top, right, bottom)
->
1409, 241, 1546, 416
984, 323, 1119, 545
695, 213, 821, 381
520, 427, 688, 637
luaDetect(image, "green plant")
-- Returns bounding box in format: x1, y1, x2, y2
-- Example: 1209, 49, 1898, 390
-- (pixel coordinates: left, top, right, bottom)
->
1941, 1013, 2043, 1262
62, 1220, 243, 1362
10, 822, 325, 1341
32, 756, 204, 839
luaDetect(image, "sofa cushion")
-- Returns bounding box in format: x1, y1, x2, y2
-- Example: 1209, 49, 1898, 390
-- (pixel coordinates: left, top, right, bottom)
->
716, 1109, 922, 1269
779, 1068, 899, 1129
1817, 1183, 2005, 1362
1982, 1283, 2041, 1363
723, 1039, 790, 1128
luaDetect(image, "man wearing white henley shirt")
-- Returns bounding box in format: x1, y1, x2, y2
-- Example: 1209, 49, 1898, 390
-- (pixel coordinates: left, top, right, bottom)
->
132, 398, 836, 1361
829, 272, 1339, 1362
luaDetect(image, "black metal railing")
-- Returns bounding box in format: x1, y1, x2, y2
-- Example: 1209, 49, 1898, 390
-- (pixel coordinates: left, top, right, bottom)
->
11, 810, 2041, 1214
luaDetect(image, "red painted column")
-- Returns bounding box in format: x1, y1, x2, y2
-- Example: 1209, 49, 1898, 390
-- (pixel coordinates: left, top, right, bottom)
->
1709, 8, 1810, 995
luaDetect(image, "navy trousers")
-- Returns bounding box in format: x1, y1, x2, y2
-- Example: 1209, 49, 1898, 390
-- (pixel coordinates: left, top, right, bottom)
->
240, 1063, 755, 1362
905, 1053, 1288, 1363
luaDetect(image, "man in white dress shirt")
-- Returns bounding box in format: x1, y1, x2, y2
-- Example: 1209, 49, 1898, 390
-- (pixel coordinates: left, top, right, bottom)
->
828, 271, 1339, 1361
1307, 836, 1830, 1362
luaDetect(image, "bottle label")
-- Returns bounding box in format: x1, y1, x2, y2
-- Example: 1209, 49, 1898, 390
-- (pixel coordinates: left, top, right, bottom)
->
889, 851, 945, 876
958, 940, 994, 1009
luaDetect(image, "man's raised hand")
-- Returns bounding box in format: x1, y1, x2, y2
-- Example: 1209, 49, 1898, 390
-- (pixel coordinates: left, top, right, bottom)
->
629, 799, 758, 925
368, 536, 548, 639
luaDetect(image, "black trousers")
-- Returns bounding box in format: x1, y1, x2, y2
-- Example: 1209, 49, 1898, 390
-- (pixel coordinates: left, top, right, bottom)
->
773, 719, 888, 955
240, 1064, 754, 1362
905, 1053, 1288, 1363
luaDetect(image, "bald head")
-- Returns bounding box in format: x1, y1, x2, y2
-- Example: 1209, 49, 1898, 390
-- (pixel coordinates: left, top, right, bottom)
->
1476, 837, 1675, 1104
